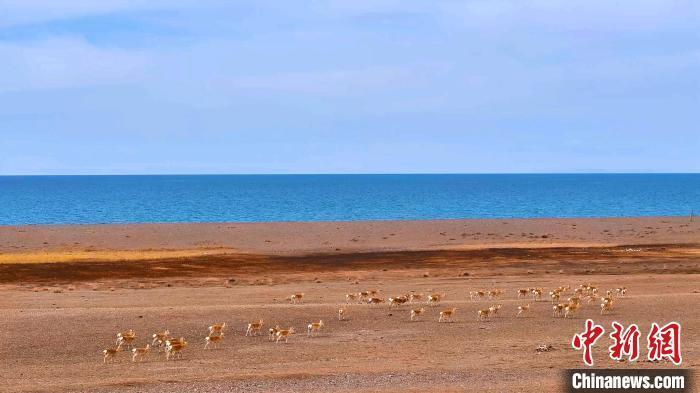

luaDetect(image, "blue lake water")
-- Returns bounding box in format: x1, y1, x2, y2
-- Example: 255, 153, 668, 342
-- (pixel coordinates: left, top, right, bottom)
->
0, 174, 698, 225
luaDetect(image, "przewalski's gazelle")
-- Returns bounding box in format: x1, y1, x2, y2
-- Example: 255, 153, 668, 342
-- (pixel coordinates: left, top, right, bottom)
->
517, 288, 530, 299
204, 333, 225, 349
488, 304, 502, 317
550, 291, 561, 303
438, 307, 457, 322
275, 327, 295, 343
208, 322, 226, 336
552, 303, 566, 318
564, 302, 580, 318
268, 325, 281, 341
246, 320, 264, 336
531, 288, 543, 302
165, 338, 187, 361
427, 293, 445, 306
600, 301, 614, 315
102, 342, 122, 363
410, 307, 425, 321
151, 330, 170, 347
477, 308, 491, 321
487, 289, 504, 299
116, 329, 136, 349
346, 293, 359, 304
389, 295, 408, 308
469, 291, 486, 301
307, 320, 325, 337
367, 297, 384, 306
131, 344, 150, 362
337, 308, 345, 321
516, 303, 530, 317
615, 287, 627, 297
409, 293, 423, 303
290, 293, 304, 304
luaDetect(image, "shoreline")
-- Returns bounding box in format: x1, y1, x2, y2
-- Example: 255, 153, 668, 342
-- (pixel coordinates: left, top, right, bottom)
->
1, 216, 698, 260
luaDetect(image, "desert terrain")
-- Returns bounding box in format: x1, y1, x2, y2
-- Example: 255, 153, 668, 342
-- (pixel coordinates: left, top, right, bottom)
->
1, 217, 699, 392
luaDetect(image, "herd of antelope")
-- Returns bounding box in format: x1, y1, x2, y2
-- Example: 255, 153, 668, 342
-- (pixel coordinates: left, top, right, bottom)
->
101, 283, 627, 363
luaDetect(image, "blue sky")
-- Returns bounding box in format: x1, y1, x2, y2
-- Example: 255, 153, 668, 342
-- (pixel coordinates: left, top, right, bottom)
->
0, 0, 698, 174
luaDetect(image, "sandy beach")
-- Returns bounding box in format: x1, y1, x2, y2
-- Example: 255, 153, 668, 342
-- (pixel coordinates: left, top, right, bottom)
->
1, 217, 699, 392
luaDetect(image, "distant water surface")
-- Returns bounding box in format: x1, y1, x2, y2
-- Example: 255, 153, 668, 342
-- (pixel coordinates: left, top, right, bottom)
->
0, 174, 698, 225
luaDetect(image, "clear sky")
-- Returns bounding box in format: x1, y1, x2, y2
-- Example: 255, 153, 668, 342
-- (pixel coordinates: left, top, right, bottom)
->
0, 1, 698, 175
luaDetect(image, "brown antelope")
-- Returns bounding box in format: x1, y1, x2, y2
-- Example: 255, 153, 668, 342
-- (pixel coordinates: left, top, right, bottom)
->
477, 308, 491, 321
268, 325, 281, 341
469, 291, 486, 301
307, 320, 324, 337
550, 291, 561, 303
488, 304, 502, 317
487, 289, 504, 299
246, 320, 264, 336
552, 303, 566, 317
165, 338, 187, 360
439, 307, 457, 322
516, 304, 530, 317
367, 297, 384, 306
409, 293, 423, 303
389, 296, 408, 307
275, 327, 295, 343
428, 293, 444, 306
368, 289, 381, 296
102, 343, 122, 363
564, 303, 580, 318
358, 291, 370, 300
616, 287, 627, 297
208, 323, 227, 335
151, 330, 170, 347
116, 329, 136, 349
567, 296, 581, 306
131, 344, 150, 362
337, 308, 345, 321
410, 307, 425, 321
290, 293, 304, 304
517, 288, 529, 298
204, 333, 224, 349
346, 293, 359, 304
531, 288, 543, 301
600, 301, 614, 315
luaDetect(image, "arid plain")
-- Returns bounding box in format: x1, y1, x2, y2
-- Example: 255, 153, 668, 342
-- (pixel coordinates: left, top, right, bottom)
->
1, 217, 699, 392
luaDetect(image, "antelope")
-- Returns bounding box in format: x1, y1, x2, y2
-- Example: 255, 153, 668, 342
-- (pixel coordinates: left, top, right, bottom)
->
268, 325, 281, 341
103, 343, 122, 363
616, 287, 627, 297
151, 330, 170, 347
307, 320, 324, 337
470, 291, 486, 301
600, 301, 614, 315
275, 327, 295, 343
574, 287, 584, 296
517, 289, 530, 298
165, 338, 187, 360
346, 293, 359, 304
389, 296, 408, 307
367, 297, 384, 306
531, 288, 543, 301
516, 304, 530, 317
550, 291, 561, 303
428, 293, 444, 306
567, 296, 581, 306
409, 293, 423, 303
131, 344, 150, 362
358, 291, 371, 300
488, 304, 502, 317
477, 308, 491, 321
439, 307, 456, 322
564, 303, 580, 318
246, 320, 264, 336
290, 293, 304, 304
487, 289, 504, 299
338, 308, 345, 320
204, 333, 224, 349
410, 307, 425, 321
368, 289, 381, 296
208, 323, 227, 336
552, 303, 565, 317
116, 329, 136, 349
